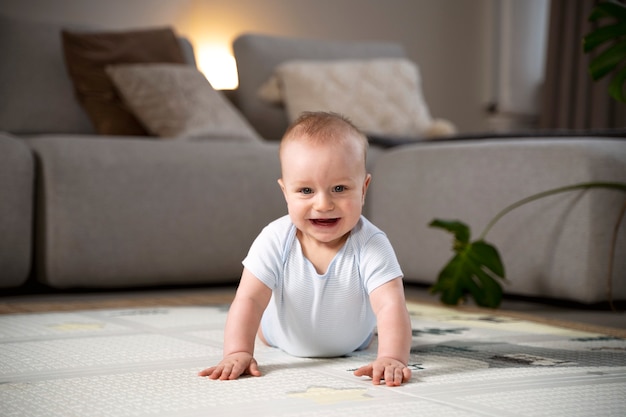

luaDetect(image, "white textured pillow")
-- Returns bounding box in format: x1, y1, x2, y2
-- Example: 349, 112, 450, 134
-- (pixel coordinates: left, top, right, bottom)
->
258, 58, 435, 137
106, 63, 261, 141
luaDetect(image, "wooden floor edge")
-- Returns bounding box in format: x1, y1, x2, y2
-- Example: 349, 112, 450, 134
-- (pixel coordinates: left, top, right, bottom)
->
1, 293, 625, 338
411, 299, 626, 338
0, 293, 236, 314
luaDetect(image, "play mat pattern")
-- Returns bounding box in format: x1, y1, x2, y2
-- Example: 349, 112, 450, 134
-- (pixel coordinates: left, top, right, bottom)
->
1, 302, 625, 416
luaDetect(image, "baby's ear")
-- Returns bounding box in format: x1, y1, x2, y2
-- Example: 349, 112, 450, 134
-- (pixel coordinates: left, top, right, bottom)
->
277, 179, 288, 202
364, 174, 372, 190
362, 174, 372, 203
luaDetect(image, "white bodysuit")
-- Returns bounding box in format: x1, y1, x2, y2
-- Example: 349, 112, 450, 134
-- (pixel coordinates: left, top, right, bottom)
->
242, 215, 403, 357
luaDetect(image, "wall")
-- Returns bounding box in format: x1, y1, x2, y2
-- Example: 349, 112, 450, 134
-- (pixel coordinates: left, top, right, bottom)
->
2, 0, 504, 133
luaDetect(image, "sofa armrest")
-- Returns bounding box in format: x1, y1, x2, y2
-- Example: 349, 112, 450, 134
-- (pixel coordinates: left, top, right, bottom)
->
0, 133, 35, 288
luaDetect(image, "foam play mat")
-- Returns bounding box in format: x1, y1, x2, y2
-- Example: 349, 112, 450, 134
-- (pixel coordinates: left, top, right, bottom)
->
1, 302, 625, 416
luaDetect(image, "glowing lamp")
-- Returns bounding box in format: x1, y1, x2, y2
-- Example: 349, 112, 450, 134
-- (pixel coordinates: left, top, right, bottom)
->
196, 45, 239, 90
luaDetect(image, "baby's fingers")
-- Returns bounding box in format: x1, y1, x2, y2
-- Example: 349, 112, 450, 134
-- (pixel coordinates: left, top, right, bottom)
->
197, 363, 239, 380
354, 364, 384, 385
198, 366, 217, 377
223, 358, 261, 379
383, 366, 409, 386
198, 359, 261, 381
247, 358, 262, 377
354, 362, 411, 386
198, 366, 224, 379
353, 364, 374, 378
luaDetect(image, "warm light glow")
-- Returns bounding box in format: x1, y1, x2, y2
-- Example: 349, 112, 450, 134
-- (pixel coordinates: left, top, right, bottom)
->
196, 45, 239, 90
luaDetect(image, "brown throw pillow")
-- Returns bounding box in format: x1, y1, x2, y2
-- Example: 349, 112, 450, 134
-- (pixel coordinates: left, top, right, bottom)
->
62, 27, 186, 136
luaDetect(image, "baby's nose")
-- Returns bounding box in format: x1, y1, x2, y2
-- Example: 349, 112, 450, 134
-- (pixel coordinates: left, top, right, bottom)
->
314, 192, 334, 211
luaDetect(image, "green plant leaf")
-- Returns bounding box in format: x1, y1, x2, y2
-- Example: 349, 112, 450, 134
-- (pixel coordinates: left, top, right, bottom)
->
589, 0, 626, 21
608, 65, 626, 102
467, 241, 505, 278
467, 261, 504, 308
583, 22, 626, 52
429, 219, 470, 244
429, 240, 505, 308
588, 39, 626, 80
429, 254, 466, 305
585, 1, 626, 101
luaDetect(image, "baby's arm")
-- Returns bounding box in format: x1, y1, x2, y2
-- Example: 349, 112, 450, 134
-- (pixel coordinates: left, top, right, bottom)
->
353, 278, 412, 386
198, 268, 272, 380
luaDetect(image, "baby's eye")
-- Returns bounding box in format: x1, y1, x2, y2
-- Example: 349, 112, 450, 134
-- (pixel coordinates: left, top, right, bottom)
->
300, 188, 313, 195
333, 185, 345, 192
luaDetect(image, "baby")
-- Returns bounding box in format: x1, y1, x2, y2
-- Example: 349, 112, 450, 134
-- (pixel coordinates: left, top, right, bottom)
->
198, 111, 412, 386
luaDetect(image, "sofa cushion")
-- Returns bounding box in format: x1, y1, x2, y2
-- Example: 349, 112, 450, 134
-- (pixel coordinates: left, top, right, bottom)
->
62, 27, 187, 136
27, 136, 285, 288
259, 58, 434, 137
106, 63, 262, 142
233, 33, 408, 140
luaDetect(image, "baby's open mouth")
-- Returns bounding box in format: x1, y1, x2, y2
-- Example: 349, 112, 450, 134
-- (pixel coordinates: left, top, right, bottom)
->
310, 218, 339, 226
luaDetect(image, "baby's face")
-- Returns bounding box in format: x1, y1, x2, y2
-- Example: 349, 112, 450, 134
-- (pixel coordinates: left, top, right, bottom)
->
278, 135, 371, 251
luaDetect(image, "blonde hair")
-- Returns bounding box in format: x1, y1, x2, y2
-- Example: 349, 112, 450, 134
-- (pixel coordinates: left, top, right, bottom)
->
279, 111, 369, 164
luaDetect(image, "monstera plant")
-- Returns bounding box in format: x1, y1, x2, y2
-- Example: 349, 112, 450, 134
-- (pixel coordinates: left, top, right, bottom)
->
584, 0, 626, 102
429, 182, 626, 309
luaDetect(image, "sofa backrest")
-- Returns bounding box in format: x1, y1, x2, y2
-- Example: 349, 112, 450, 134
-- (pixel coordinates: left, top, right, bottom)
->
233, 33, 407, 141
0, 15, 195, 136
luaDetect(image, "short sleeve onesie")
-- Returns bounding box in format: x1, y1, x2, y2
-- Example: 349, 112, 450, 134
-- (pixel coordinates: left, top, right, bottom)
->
242, 215, 403, 357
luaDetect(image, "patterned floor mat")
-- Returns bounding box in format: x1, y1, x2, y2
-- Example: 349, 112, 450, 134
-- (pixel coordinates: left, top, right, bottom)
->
1, 302, 624, 416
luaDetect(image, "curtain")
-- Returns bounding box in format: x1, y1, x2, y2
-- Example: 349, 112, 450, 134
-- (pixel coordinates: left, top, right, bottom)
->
539, 0, 626, 129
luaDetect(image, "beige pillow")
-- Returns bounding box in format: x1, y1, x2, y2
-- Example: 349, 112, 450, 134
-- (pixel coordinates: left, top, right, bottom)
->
258, 58, 438, 137
106, 63, 262, 142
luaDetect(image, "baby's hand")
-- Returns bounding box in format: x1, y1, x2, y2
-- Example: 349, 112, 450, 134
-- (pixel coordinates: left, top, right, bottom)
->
198, 352, 261, 380
353, 357, 411, 386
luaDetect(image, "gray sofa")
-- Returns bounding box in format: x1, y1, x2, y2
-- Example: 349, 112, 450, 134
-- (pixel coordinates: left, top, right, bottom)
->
1, 16, 625, 304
